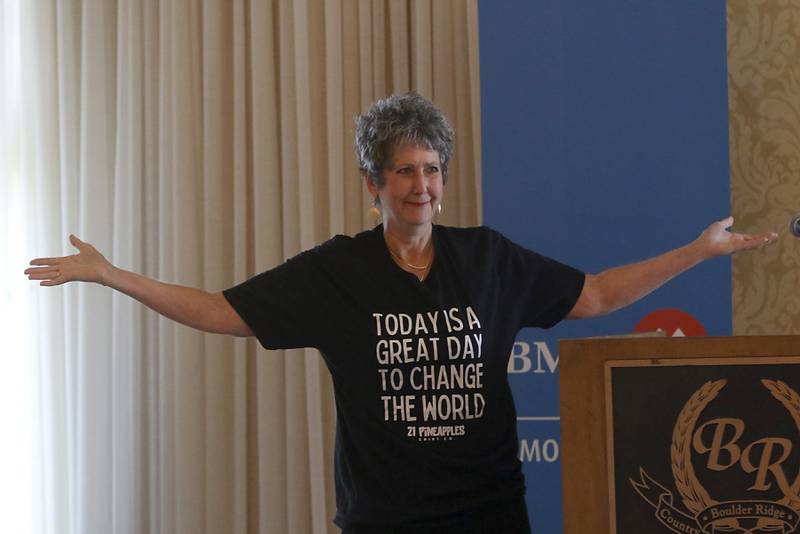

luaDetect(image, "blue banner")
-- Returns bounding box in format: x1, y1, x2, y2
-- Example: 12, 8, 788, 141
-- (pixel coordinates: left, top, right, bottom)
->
478, 2, 731, 532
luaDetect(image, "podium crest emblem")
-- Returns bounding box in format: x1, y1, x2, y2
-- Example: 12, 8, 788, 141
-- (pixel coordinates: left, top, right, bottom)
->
631, 379, 800, 534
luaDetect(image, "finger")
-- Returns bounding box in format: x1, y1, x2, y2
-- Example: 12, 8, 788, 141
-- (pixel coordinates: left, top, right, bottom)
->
26, 269, 61, 280
732, 231, 777, 241
25, 265, 61, 274
717, 215, 734, 229
31, 270, 64, 285
758, 232, 779, 246
743, 231, 778, 243
69, 234, 86, 251
29, 257, 65, 266
733, 233, 776, 251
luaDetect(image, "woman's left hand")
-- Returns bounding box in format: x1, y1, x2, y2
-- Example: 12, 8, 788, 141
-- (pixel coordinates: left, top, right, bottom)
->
568, 215, 778, 319
695, 216, 778, 259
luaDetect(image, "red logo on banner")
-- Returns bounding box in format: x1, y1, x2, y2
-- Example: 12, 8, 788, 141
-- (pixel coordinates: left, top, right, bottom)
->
634, 308, 707, 337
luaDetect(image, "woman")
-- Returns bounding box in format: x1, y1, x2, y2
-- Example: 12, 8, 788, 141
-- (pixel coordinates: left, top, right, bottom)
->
25, 93, 776, 533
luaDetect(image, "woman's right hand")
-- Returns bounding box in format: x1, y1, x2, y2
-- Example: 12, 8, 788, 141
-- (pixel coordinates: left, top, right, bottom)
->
23, 235, 251, 336
24, 234, 115, 287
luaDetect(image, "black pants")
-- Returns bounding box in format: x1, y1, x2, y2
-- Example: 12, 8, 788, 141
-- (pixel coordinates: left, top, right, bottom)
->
341, 496, 532, 534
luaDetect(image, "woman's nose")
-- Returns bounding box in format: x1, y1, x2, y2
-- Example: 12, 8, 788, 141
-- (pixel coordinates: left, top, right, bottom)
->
411, 169, 427, 191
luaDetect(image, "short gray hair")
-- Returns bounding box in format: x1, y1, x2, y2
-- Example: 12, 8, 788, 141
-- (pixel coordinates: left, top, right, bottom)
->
355, 92, 455, 187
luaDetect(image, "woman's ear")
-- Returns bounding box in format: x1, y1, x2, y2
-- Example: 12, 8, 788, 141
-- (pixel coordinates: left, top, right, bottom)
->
364, 174, 378, 197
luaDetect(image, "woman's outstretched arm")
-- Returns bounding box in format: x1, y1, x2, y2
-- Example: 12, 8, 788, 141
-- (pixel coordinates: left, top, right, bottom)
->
567, 216, 778, 319
24, 234, 252, 337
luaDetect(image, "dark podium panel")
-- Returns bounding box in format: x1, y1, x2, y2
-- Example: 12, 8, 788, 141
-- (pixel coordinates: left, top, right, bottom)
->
560, 335, 800, 534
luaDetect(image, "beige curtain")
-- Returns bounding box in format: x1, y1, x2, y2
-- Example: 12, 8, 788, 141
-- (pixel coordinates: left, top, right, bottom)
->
728, 0, 800, 334
17, 1, 481, 533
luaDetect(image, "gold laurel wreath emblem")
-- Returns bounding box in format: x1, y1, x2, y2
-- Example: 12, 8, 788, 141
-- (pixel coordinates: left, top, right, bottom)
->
671, 379, 724, 515
671, 379, 800, 518
762, 379, 800, 512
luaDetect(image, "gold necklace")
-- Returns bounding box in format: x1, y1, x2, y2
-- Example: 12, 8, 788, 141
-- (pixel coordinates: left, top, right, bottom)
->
387, 245, 432, 271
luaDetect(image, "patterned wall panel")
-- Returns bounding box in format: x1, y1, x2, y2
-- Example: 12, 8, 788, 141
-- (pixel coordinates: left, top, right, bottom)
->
729, 0, 800, 334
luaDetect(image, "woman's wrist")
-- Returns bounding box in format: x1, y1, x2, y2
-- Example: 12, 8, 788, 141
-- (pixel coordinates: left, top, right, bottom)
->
689, 234, 718, 264
99, 263, 119, 288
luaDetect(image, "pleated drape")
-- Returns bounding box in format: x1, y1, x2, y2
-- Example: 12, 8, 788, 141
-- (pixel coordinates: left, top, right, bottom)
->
18, 1, 482, 533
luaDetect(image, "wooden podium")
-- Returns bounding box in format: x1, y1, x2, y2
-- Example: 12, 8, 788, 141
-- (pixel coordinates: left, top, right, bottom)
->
560, 335, 800, 534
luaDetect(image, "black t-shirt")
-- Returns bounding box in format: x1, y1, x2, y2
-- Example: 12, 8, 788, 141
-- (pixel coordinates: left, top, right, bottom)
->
223, 225, 585, 529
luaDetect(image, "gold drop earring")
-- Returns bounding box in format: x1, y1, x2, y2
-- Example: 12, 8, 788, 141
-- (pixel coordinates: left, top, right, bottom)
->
368, 197, 381, 221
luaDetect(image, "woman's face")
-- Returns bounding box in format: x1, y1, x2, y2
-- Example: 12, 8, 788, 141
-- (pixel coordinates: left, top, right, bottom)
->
367, 144, 443, 233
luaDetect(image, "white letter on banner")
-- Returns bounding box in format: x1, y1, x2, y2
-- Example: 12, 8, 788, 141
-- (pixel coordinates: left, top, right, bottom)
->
519, 439, 560, 463
533, 341, 558, 374
507, 342, 531, 373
